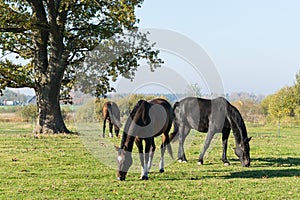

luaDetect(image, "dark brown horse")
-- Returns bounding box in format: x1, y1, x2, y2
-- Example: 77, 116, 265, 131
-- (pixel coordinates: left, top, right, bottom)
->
102, 101, 122, 138
115, 98, 173, 181
170, 97, 251, 167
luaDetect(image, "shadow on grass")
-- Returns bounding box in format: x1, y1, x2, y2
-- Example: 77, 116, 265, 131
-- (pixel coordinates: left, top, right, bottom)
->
124, 157, 300, 181
252, 157, 300, 167
222, 168, 300, 179
154, 168, 300, 181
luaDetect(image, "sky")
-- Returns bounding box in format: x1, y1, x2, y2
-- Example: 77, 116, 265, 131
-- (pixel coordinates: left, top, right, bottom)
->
7, 1, 300, 97
134, 0, 300, 95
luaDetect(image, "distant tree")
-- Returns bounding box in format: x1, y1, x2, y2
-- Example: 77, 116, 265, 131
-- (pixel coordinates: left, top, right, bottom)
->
0, 89, 28, 102
0, 0, 162, 134
116, 94, 157, 117
294, 70, 300, 105
231, 99, 264, 124
76, 98, 97, 123
268, 86, 297, 136
186, 83, 201, 97
260, 95, 273, 116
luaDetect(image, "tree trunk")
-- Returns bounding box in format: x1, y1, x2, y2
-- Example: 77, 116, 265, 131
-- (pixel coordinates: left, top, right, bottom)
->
277, 117, 281, 137
34, 74, 70, 134
30, 0, 71, 134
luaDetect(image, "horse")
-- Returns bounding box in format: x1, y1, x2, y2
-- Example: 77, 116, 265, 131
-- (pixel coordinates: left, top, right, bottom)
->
115, 98, 174, 181
170, 97, 251, 167
102, 101, 122, 138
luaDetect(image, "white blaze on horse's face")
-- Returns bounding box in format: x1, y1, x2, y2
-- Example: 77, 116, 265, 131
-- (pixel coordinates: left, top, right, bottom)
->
117, 155, 123, 162
116, 148, 133, 181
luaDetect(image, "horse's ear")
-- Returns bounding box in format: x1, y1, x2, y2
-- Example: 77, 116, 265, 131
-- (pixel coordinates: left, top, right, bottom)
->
246, 137, 252, 143
114, 145, 120, 151
243, 137, 252, 144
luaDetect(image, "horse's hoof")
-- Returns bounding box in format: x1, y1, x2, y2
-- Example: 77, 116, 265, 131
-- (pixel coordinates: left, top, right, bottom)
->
141, 176, 149, 180
117, 177, 125, 181
178, 159, 187, 163
159, 169, 164, 173
197, 161, 203, 165
224, 162, 230, 166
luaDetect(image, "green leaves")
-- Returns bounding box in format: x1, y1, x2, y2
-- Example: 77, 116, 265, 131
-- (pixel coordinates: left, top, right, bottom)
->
0, 0, 162, 99
75, 30, 163, 97
0, 59, 34, 94
264, 86, 298, 120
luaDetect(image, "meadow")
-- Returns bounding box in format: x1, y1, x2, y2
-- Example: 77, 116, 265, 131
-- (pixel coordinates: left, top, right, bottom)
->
0, 121, 299, 199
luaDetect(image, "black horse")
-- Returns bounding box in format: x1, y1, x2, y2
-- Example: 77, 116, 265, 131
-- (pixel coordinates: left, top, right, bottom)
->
115, 98, 174, 181
102, 101, 122, 137
170, 97, 251, 167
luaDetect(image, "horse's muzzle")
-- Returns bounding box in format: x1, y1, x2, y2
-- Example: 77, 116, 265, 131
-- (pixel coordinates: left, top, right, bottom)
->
243, 161, 250, 167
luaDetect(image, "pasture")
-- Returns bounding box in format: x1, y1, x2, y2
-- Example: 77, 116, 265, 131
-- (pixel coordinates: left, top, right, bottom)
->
0, 122, 299, 199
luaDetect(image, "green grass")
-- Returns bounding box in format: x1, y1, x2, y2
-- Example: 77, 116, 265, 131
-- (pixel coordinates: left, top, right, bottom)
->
0, 122, 299, 199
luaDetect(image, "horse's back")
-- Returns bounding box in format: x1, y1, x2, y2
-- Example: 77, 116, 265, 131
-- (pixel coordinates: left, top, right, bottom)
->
102, 101, 121, 119
102, 102, 109, 118
173, 97, 210, 131
174, 97, 230, 132
149, 98, 173, 135
149, 98, 172, 110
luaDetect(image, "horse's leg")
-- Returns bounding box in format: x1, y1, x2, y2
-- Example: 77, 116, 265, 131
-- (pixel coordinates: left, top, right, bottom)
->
147, 138, 156, 172
142, 138, 152, 180
222, 127, 231, 166
135, 138, 147, 180
178, 125, 190, 162
159, 132, 172, 172
198, 127, 217, 165
109, 119, 113, 137
114, 125, 120, 138
102, 118, 107, 138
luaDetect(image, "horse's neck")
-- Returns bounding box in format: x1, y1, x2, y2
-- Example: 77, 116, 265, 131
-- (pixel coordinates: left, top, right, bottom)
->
120, 133, 135, 152
228, 105, 248, 145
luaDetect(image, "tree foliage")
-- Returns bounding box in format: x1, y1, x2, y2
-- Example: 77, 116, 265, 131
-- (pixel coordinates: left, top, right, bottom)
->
0, 0, 162, 133
294, 70, 300, 104
0, 0, 161, 97
268, 86, 297, 119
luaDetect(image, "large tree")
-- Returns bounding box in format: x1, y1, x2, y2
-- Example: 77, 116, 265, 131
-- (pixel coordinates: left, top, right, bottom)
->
0, 0, 161, 133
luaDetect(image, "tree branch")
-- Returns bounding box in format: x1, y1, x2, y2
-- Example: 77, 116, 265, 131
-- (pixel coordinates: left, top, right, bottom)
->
0, 27, 27, 33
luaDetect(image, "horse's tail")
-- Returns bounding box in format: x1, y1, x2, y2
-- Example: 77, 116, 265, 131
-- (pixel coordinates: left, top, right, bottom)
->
165, 140, 174, 160
107, 103, 122, 129
170, 101, 180, 142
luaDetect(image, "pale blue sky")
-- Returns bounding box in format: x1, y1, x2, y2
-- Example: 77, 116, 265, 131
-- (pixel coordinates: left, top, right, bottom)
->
135, 0, 300, 95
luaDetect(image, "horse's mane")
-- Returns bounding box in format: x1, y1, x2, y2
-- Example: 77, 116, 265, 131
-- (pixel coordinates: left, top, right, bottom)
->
225, 99, 248, 144
120, 100, 145, 150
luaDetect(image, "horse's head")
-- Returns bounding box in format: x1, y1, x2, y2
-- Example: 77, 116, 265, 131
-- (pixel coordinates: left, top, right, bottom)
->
115, 146, 133, 181
234, 137, 252, 167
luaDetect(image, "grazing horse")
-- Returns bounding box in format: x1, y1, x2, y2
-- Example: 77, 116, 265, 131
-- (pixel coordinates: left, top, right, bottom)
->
115, 98, 174, 181
170, 97, 251, 167
102, 101, 122, 137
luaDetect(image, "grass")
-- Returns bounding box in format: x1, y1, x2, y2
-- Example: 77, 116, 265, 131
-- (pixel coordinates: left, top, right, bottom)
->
0, 122, 299, 199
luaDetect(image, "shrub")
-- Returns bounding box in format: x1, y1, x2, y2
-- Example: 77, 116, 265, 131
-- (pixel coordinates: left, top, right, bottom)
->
17, 104, 37, 122
75, 98, 98, 123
